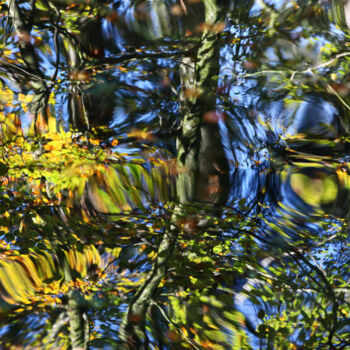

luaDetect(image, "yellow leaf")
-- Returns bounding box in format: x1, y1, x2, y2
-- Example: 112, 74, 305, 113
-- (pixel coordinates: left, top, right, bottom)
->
89, 138, 100, 145
43, 140, 65, 151
181, 327, 188, 337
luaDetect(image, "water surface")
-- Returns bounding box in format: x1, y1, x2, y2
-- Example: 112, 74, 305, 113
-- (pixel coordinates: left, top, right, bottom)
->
0, 0, 350, 349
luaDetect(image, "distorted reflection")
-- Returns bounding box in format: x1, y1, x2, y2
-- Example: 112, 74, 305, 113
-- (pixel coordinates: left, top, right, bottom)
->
1, 0, 350, 349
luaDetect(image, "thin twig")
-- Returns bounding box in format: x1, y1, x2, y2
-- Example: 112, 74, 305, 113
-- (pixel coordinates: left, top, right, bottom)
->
328, 84, 350, 111
151, 301, 202, 350
240, 51, 350, 80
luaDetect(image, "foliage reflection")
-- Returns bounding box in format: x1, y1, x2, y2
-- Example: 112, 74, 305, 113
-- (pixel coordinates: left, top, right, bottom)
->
0, 0, 350, 349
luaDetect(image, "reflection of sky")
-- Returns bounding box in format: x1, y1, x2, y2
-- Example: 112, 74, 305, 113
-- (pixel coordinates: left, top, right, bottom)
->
3, 1, 350, 347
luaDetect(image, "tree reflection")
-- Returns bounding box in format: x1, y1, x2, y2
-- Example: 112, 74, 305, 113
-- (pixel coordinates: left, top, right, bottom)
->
1, 0, 350, 349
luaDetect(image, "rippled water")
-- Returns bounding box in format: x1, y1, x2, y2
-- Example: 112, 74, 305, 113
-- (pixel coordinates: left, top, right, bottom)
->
1, 0, 350, 349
